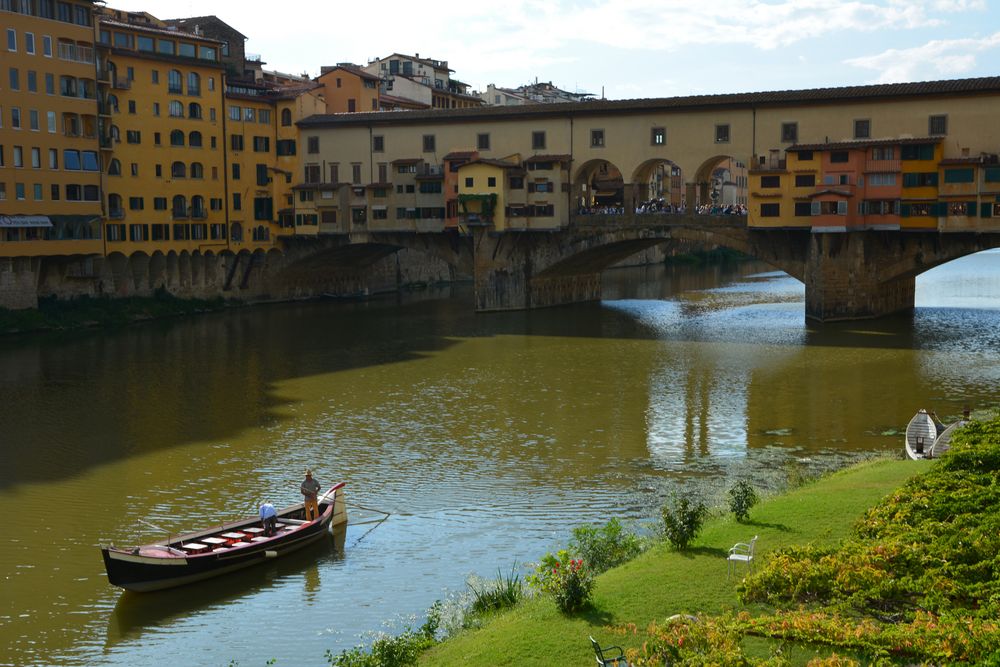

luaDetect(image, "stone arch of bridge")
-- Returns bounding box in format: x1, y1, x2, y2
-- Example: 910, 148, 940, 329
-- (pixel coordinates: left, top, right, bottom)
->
573, 158, 627, 212
277, 232, 472, 278
531, 224, 799, 282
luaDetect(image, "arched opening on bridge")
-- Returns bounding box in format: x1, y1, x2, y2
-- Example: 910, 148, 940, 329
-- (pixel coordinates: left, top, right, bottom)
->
692, 155, 749, 211
574, 159, 626, 214
631, 159, 685, 211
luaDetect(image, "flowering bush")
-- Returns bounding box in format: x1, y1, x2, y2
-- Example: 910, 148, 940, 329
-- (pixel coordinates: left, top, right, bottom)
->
526, 549, 594, 613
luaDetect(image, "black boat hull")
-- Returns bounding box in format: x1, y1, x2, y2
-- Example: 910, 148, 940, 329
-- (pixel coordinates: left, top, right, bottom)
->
102, 484, 346, 592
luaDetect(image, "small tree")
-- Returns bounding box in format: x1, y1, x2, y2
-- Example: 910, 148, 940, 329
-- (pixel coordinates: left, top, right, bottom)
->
661, 494, 708, 550
570, 518, 645, 574
727, 480, 760, 522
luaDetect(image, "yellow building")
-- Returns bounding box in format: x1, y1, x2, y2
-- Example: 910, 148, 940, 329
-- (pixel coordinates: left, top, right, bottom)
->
0, 0, 103, 259
225, 80, 325, 243
95, 8, 229, 256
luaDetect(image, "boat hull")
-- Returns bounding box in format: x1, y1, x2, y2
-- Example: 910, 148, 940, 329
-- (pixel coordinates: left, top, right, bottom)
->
102, 484, 346, 592
905, 411, 938, 460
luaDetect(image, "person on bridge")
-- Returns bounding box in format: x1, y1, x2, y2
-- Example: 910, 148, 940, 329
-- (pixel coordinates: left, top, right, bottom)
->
259, 501, 277, 536
301, 469, 321, 521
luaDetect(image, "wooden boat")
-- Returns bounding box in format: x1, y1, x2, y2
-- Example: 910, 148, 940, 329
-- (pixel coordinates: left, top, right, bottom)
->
931, 418, 968, 459
101, 483, 347, 592
905, 410, 939, 460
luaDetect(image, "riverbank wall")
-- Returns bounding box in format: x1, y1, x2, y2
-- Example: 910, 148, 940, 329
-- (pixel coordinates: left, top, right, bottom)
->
0, 246, 456, 310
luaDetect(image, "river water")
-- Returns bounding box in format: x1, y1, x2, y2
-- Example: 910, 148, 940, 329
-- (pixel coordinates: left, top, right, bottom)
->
2, 253, 1000, 666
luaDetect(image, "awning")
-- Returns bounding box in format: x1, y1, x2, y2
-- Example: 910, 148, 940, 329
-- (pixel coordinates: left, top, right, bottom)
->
0, 215, 52, 228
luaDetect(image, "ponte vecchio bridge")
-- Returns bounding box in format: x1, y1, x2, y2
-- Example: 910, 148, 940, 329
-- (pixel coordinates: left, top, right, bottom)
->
293, 76, 1000, 321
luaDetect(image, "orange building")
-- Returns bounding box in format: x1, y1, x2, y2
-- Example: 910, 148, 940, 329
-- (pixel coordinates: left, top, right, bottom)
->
315, 64, 378, 114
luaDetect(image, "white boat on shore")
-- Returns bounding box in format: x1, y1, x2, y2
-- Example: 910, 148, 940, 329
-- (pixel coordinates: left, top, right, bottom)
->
905, 409, 940, 460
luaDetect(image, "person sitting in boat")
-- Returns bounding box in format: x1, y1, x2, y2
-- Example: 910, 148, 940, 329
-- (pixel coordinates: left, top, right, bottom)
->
259, 502, 277, 536
301, 469, 321, 521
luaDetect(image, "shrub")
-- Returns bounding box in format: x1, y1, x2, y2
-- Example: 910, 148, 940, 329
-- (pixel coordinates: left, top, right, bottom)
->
326, 602, 440, 667
660, 493, 708, 550
468, 564, 524, 615
569, 518, 645, 574
526, 549, 594, 613
727, 480, 760, 522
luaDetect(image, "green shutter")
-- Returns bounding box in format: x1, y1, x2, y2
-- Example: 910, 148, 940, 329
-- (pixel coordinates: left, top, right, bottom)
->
901, 203, 911, 217
967, 201, 977, 217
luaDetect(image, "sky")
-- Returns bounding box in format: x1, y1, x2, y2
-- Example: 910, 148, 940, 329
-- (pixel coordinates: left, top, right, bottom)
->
126, 0, 999, 100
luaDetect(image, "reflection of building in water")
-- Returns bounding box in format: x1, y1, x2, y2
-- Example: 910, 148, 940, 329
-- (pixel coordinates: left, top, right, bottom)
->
645, 356, 750, 468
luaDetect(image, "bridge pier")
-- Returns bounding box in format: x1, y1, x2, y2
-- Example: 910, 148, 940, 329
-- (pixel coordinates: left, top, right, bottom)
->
804, 232, 916, 322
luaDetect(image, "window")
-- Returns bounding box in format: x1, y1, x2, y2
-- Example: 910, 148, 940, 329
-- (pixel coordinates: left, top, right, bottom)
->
251, 136, 270, 152
45, 72, 53, 94
31, 147, 40, 168
171, 161, 186, 178
715, 124, 730, 143
872, 147, 894, 160
151, 69, 159, 84
372, 135, 384, 152
929, 114, 947, 136
170, 130, 184, 146
781, 122, 797, 143
127, 100, 136, 114
281, 108, 292, 126
126, 130, 141, 144
794, 202, 812, 217
347, 99, 356, 112
10, 67, 20, 91
168, 69, 182, 94
422, 134, 435, 152
352, 164, 361, 184
187, 72, 200, 96
244, 107, 255, 122
760, 203, 780, 217
868, 173, 896, 186
304, 164, 320, 183
307, 136, 319, 154
29, 109, 38, 130
487, 176, 497, 187
230, 134, 244, 151
901, 144, 935, 161
229, 105, 241, 121
276, 139, 296, 156
477, 133, 490, 150
590, 129, 605, 147
830, 151, 849, 163
188, 102, 202, 119
651, 127, 665, 146
153, 102, 160, 117
27, 70, 36, 92
188, 131, 202, 147
153, 197, 167, 211
854, 119, 871, 139
7, 28, 15, 52
330, 164, 339, 183
464, 177, 473, 187
11, 107, 21, 128
797, 150, 813, 161
902, 172, 938, 187
256, 163, 268, 186
794, 174, 815, 187
178, 43, 195, 58
231, 163, 240, 180
531, 131, 545, 150
153, 132, 161, 145
169, 100, 184, 117
129, 196, 144, 210
760, 175, 781, 188
985, 167, 1000, 183
943, 168, 975, 184
190, 162, 203, 179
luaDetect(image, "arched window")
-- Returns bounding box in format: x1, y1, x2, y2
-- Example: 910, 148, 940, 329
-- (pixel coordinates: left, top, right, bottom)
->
190, 162, 204, 179
187, 72, 200, 96
169, 100, 184, 117
188, 131, 202, 147
170, 129, 185, 146
108, 193, 124, 218
232, 222, 244, 242
110, 125, 120, 141
172, 195, 187, 218
171, 161, 186, 178
108, 158, 121, 176
188, 102, 202, 119
191, 195, 206, 218
168, 69, 182, 94
281, 108, 292, 126
107, 93, 119, 113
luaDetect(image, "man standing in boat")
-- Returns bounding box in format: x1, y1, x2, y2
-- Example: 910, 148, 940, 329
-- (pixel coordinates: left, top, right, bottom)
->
301, 469, 321, 521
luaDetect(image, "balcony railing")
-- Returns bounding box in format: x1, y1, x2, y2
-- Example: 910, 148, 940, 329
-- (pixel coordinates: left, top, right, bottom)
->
108, 209, 125, 220
190, 209, 207, 220
865, 158, 901, 173
172, 209, 189, 220
112, 78, 131, 90
58, 43, 95, 64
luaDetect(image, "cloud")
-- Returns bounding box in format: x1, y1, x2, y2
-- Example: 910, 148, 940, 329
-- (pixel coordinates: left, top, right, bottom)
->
844, 32, 1000, 82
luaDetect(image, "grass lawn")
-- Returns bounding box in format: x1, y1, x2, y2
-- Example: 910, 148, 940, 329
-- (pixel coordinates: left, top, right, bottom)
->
420, 458, 928, 666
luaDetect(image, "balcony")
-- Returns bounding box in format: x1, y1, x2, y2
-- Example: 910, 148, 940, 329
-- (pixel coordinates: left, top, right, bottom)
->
172, 209, 189, 220
865, 158, 901, 173
190, 209, 207, 220
108, 208, 125, 220
58, 43, 95, 64
112, 78, 131, 90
